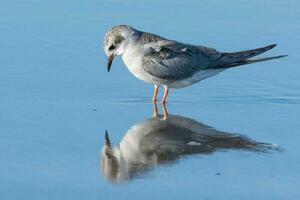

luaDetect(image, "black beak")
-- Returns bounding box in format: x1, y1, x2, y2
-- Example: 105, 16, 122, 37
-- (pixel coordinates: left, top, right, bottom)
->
107, 54, 114, 72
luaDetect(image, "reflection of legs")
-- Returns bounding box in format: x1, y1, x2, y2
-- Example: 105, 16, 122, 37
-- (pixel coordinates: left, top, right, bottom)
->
161, 86, 169, 104
152, 100, 158, 117
161, 102, 168, 120
152, 85, 159, 102
153, 99, 168, 119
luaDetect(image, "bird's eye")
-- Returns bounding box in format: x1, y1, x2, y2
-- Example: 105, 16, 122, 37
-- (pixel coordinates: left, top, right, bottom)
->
109, 45, 115, 51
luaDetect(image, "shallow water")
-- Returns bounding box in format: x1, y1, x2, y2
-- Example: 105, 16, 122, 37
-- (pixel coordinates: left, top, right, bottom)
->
1, 0, 300, 199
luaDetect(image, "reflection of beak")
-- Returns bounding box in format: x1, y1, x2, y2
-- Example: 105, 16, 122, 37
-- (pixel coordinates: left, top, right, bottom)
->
105, 130, 111, 148
107, 54, 114, 72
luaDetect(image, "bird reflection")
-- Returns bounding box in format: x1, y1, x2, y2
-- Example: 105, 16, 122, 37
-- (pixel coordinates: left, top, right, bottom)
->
101, 103, 279, 183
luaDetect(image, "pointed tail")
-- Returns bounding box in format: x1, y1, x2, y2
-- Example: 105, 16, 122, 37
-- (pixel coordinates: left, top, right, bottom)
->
223, 55, 288, 68
208, 44, 287, 69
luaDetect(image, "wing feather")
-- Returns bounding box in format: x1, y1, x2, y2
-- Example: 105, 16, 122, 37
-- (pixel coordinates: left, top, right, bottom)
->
142, 39, 221, 80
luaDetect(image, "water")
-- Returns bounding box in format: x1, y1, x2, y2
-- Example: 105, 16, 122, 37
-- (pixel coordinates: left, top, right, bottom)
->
1, 0, 299, 199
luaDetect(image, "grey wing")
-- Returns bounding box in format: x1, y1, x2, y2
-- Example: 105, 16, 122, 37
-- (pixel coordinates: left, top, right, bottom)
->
142, 41, 221, 80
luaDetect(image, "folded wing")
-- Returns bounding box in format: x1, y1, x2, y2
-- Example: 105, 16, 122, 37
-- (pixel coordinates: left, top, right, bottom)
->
142, 40, 221, 80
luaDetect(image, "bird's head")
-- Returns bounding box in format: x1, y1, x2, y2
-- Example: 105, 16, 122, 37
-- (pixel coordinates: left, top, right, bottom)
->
103, 25, 134, 72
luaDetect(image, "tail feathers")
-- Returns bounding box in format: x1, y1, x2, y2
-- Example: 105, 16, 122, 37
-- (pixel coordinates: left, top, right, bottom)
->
207, 44, 286, 69
221, 55, 288, 68
221, 44, 277, 63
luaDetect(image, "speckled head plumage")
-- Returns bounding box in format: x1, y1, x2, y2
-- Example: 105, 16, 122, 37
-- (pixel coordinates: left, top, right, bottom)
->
103, 25, 135, 72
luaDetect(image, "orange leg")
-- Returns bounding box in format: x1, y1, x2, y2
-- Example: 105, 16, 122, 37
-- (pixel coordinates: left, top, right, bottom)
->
161, 102, 169, 120
152, 85, 159, 102
152, 100, 158, 117
161, 85, 169, 104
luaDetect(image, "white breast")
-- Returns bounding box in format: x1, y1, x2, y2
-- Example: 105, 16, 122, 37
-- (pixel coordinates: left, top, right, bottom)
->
122, 46, 154, 83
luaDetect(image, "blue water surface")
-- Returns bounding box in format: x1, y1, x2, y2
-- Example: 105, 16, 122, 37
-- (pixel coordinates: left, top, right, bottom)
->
0, 0, 300, 199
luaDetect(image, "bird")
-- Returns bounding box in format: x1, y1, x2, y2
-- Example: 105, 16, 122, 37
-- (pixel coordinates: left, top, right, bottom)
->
101, 105, 278, 182
103, 25, 286, 103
